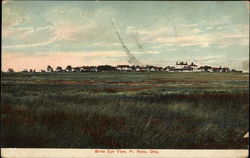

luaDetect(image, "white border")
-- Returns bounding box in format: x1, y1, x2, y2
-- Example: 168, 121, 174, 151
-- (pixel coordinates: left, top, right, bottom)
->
1, 148, 249, 158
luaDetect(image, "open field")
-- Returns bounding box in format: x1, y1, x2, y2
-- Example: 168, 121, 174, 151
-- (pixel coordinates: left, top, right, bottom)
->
1, 72, 249, 149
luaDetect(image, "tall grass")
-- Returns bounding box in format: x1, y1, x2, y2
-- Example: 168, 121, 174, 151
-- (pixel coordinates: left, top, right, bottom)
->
1, 72, 249, 148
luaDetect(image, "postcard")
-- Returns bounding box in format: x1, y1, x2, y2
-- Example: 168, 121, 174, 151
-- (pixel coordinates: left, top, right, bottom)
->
1, 1, 249, 158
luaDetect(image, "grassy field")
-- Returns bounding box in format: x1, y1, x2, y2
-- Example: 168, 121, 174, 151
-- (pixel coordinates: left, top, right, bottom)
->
1, 72, 249, 149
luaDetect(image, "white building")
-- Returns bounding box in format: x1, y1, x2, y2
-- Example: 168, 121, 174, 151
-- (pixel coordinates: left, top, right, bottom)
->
116, 65, 132, 71
189, 62, 198, 71
175, 62, 188, 69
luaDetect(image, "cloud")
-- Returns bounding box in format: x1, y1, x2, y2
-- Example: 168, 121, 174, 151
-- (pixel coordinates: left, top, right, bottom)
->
135, 16, 248, 49
53, 26, 90, 42
7, 23, 247, 50
2, 35, 59, 49
2, 2, 29, 28
146, 31, 248, 48
191, 28, 202, 34
182, 23, 199, 27
171, 55, 225, 67
2, 4, 119, 49
192, 55, 222, 62
3, 27, 34, 38
43, 6, 117, 43
4, 3, 247, 52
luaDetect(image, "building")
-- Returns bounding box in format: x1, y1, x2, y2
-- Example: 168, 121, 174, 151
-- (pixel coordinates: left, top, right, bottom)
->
173, 62, 192, 72
134, 66, 141, 72
175, 62, 188, 69
212, 66, 222, 72
80, 66, 97, 72
116, 65, 132, 71
139, 66, 151, 72
164, 66, 175, 72
221, 67, 230, 72
189, 62, 198, 71
152, 66, 164, 72
170, 62, 200, 72
39, 62, 237, 73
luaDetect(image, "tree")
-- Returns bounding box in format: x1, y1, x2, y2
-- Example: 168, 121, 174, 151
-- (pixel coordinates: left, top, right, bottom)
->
72, 67, 80, 72
97, 65, 116, 72
203, 65, 212, 71
8, 68, 15, 73
131, 65, 136, 71
56, 66, 63, 72
47, 65, 54, 72
66, 65, 72, 72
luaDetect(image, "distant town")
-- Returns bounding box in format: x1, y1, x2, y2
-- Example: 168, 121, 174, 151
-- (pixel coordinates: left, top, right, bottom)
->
6, 61, 243, 73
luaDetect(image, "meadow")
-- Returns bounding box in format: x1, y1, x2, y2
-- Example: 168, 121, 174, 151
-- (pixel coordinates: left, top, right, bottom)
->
1, 72, 249, 149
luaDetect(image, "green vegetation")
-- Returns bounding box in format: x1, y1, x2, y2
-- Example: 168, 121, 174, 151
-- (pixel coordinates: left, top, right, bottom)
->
1, 72, 249, 148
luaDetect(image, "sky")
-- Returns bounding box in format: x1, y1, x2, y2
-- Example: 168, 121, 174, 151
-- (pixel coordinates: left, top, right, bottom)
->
2, 1, 249, 72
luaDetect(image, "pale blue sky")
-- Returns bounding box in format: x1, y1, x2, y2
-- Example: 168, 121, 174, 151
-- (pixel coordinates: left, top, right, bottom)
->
2, 1, 249, 71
